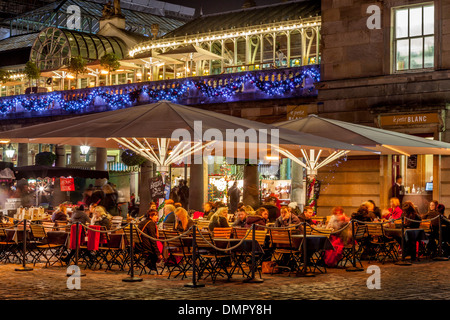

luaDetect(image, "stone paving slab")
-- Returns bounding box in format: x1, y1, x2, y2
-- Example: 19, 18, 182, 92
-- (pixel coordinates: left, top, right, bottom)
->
0, 260, 449, 300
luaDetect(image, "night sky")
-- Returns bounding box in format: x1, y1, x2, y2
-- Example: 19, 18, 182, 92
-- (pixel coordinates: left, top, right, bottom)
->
166, 0, 284, 15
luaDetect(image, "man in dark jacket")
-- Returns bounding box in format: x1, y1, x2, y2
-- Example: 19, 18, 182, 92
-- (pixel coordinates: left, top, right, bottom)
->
70, 205, 90, 226
298, 207, 317, 226
232, 208, 247, 228
178, 180, 189, 209
390, 175, 405, 205
261, 197, 280, 223
138, 209, 162, 271
274, 206, 301, 229
228, 181, 241, 215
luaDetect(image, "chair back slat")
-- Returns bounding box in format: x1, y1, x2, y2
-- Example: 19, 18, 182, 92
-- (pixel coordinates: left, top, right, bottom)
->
269, 229, 292, 246
420, 221, 431, 232
367, 225, 383, 237
354, 225, 367, 240
123, 226, 141, 245
30, 224, 47, 239
213, 227, 232, 239
42, 222, 55, 232
163, 230, 183, 248
195, 230, 213, 249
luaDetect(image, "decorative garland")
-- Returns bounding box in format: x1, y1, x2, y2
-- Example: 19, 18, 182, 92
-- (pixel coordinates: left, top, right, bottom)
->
0, 67, 320, 114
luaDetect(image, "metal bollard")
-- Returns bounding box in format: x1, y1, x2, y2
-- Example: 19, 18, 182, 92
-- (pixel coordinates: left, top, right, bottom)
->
346, 220, 363, 272
15, 219, 33, 272
296, 222, 314, 277
434, 215, 448, 261
123, 223, 143, 282
395, 216, 411, 266
244, 223, 264, 283
185, 225, 205, 288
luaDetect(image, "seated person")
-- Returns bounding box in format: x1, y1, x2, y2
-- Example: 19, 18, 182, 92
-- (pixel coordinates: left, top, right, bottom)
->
51, 205, 68, 223
351, 204, 372, 223
174, 207, 194, 233
208, 207, 229, 232
383, 197, 403, 220
203, 202, 214, 220
402, 201, 422, 261
138, 209, 163, 271
70, 205, 90, 226
90, 206, 112, 230
232, 208, 247, 228
261, 197, 280, 223
298, 207, 317, 225
274, 206, 301, 229
162, 204, 176, 226
245, 207, 268, 230
327, 206, 350, 230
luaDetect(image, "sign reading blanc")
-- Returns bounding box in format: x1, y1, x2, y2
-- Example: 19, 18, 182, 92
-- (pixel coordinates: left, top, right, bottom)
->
149, 176, 165, 200
379, 113, 440, 126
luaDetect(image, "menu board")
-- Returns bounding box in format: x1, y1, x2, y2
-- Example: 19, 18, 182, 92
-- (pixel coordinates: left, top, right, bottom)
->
149, 176, 165, 200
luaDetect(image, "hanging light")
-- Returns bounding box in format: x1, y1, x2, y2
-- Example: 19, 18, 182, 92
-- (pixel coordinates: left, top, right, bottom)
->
80, 145, 90, 155
5, 144, 15, 158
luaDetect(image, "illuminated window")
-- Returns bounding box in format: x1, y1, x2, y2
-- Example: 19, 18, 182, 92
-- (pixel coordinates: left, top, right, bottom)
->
393, 3, 434, 71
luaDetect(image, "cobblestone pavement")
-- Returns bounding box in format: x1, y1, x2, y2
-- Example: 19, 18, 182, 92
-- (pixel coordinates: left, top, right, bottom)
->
0, 259, 449, 300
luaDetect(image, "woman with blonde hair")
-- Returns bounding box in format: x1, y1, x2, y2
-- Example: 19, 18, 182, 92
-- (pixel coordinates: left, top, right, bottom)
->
383, 197, 402, 220
91, 205, 112, 230
174, 207, 194, 233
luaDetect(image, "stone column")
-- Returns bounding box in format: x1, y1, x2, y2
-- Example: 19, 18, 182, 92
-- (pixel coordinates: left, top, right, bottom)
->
243, 164, 259, 208
188, 156, 208, 212
55, 145, 66, 167
71, 146, 80, 164
290, 159, 304, 208
138, 160, 153, 216
17, 143, 29, 167
95, 147, 107, 171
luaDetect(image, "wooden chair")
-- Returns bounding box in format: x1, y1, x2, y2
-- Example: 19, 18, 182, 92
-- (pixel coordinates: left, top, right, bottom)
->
195, 220, 210, 231
366, 224, 398, 264
339, 225, 367, 268
213, 227, 232, 239
420, 221, 432, 233
111, 216, 123, 231
0, 223, 18, 263
163, 230, 192, 280
195, 229, 231, 283
233, 227, 267, 277
269, 229, 301, 275
42, 222, 55, 233
30, 224, 68, 267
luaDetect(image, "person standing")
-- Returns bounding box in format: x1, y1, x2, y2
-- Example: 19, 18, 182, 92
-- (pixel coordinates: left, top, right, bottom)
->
228, 181, 241, 215
178, 180, 189, 210
390, 175, 405, 205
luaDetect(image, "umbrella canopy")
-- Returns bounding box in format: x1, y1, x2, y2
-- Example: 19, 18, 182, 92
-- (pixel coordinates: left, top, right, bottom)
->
274, 115, 450, 156
13, 166, 109, 180
158, 44, 223, 61
0, 101, 372, 172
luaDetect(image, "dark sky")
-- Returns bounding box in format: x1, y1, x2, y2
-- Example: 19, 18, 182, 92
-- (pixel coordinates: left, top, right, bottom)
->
166, 0, 283, 15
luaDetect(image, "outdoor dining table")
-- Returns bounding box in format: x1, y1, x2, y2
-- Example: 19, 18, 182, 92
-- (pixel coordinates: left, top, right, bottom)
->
291, 234, 335, 274
384, 228, 428, 243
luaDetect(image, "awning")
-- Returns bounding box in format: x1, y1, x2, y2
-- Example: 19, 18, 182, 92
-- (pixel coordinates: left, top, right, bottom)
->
13, 166, 109, 180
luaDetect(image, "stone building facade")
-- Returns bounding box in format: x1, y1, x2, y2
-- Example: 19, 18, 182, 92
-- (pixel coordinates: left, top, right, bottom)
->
317, 0, 450, 215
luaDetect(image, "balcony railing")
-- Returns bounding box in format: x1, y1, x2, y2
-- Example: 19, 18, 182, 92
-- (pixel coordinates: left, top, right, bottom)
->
0, 65, 320, 120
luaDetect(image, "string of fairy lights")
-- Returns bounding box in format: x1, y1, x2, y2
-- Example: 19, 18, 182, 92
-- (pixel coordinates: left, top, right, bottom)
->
0, 67, 320, 114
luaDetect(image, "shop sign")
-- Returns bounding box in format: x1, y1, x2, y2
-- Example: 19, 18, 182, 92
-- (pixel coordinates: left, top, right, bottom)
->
149, 176, 165, 199
60, 177, 75, 192
287, 105, 309, 120
380, 113, 440, 126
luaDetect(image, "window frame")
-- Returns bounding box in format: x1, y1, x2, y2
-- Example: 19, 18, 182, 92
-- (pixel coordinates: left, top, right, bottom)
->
392, 2, 435, 74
